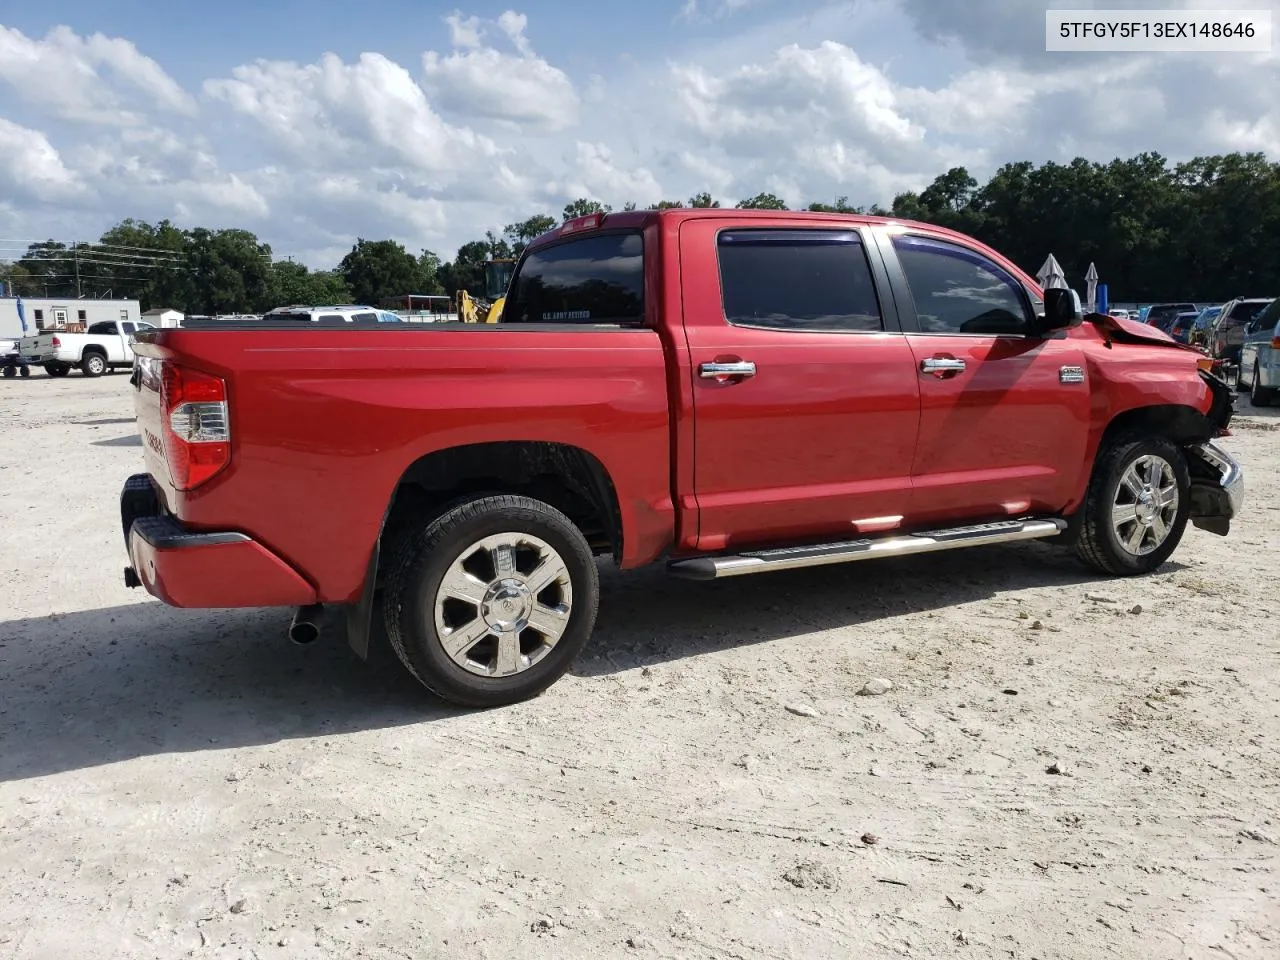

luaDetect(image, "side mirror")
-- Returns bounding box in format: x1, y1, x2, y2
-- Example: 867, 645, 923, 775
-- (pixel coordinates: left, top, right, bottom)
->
1031, 287, 1081, 337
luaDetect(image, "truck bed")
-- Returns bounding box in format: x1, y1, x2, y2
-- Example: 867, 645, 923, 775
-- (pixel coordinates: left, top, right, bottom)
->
130, 324, 679, 603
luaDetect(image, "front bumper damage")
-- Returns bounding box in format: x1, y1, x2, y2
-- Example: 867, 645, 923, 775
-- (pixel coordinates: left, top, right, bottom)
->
1187, 439, 1245, 536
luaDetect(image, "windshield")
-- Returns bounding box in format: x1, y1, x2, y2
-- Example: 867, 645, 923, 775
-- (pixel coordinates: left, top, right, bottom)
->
1222, 301, 1271, 325
1194, 307, 1221, 329
484, 260, 516, 301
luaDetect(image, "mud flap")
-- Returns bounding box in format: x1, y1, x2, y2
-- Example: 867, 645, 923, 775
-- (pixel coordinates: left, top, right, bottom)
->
344, 539, 380, 660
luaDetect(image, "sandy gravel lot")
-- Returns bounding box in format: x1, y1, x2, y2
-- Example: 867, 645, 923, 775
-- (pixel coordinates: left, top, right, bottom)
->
1, 372, 1277, 960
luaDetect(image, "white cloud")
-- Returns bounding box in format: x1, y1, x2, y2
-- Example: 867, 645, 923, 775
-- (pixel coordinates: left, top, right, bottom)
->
204, 51, 500, 179
422, 10, 579, 131
2, 5, 1279, 272
445, 12, 483, 49
0, 118, 87, 203
679, 0, 758, 21
546, 142, 664, 206
0, 24, 195, 126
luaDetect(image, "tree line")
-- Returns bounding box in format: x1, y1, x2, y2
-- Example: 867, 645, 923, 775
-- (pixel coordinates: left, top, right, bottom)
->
1, 150, 1277, 313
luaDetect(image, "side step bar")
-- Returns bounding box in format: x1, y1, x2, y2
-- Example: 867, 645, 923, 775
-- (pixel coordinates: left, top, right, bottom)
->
667, 518, 1068, 581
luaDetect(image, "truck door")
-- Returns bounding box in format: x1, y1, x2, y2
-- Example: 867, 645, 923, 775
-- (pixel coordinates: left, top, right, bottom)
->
679, 219, 921, 551
873, 229, 1090, 524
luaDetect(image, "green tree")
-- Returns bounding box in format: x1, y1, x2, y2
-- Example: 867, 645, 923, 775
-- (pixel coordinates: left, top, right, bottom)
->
562, 198, 611, 220
688, 192, 720, 208
91, 218, 189, 309
338, 238, 429, 307
648, 200, 683, 210
736, 193, 788, 210
268, 260, 351, 308
185, 228, 273, 314
503, 214, 557, 256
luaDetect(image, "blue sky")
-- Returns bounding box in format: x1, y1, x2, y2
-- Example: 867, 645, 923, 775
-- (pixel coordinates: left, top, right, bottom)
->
0, 0, 1277, 267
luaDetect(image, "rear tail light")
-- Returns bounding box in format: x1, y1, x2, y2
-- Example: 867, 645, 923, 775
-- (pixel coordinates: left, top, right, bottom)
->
1271, 336, 1280, 349
51, 336, 61, 347
159, 363, 230, 490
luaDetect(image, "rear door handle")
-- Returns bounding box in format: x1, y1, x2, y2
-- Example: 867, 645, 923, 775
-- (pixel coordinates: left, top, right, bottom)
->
920, 357, 966, 374
700, 361, 756, 380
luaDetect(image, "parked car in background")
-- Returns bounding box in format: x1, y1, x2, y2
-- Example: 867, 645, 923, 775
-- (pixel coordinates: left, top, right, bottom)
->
1168, 310, 1199, 344
1, 336, 31, 377
1136, 306, 1151, 322
260, 305, 402, 324
1109, 308, 1133, 320
1189, 305, 1222, 348
18, 318, 156, 377
1238, 298, 1280, 406
1145, 303, 1198, 331
1210, 298, 1274, 365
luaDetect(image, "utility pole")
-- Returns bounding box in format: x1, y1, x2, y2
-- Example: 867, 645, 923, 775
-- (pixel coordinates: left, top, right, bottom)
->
74, 242, 81, 298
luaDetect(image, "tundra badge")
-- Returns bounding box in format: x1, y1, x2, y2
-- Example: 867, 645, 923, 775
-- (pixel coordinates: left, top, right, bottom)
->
1060, 365, 1085, 384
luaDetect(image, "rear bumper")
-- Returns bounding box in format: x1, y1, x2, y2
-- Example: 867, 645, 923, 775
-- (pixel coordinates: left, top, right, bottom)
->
121, 473, 317, 608
1187, 440, 1245, 536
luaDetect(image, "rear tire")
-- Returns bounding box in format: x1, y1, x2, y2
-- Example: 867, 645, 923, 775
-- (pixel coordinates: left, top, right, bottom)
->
1249, 363, 1274, 407
1075, 437, 1190, 576
81, 352, 106, 377
44, 363, 70, 377
1, 367, 13, 378
382, 494, 600, 708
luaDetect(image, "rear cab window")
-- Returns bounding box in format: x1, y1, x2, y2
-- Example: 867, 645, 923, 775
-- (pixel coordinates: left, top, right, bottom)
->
503, 232, 644, 326
716, 229, 883, 332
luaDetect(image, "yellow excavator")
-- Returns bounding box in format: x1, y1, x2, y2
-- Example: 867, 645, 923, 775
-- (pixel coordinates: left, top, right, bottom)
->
457, 258, 516, 323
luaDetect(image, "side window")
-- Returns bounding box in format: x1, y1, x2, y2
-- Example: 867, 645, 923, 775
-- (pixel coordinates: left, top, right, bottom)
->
891, 235, 1031, 335
716, 230, 882, 332
504, 232, 644, 325
351, 312, 378, 323
77, 309, 87, 321
121, 322, 137, 333
87, 321, 115, 334
34, 309, 43, 321
316, 313, 344, 324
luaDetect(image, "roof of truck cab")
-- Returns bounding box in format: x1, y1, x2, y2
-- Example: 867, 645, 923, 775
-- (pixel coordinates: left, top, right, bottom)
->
524, 207, 1042, 291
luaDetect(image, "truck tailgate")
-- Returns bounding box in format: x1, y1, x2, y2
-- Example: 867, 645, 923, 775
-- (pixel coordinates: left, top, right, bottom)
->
131, 354, 173, 488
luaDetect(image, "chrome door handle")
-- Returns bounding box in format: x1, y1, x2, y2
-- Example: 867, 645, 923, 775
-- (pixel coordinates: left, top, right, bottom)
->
700, 361, 756, 379
920, 357, 966, 374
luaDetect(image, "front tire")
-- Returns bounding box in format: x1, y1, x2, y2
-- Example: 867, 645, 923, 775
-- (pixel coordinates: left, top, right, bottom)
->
1075, 437, 1190, 576
81, 352, 106, 377
382, 494, 600, 707
1249, 363, 1274, 407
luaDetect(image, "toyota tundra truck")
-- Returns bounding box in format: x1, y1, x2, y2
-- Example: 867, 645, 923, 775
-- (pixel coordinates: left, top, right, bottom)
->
118, 209, 1244, 707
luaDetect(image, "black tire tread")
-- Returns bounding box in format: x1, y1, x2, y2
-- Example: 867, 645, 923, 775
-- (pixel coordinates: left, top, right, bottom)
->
1075, 435, 1190, 577
381, 493, 599, 707
1249, 364, 1274, 407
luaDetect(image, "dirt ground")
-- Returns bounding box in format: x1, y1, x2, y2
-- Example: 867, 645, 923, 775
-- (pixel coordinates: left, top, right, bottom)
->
1, 373, 1277, 960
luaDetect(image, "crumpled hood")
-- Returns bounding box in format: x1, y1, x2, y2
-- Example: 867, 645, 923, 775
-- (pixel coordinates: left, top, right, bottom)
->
1085, 312, 1190, 349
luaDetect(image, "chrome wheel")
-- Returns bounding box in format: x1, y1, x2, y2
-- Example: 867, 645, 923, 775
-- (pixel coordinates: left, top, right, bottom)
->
433, 532, 573, 678
1111, 454, 1179, 556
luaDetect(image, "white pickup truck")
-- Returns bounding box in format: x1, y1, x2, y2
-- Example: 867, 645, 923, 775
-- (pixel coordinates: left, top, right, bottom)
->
18, 319, 157, 377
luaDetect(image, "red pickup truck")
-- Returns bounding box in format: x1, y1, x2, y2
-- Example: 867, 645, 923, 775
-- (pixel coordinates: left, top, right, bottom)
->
120, 209, 1244, 707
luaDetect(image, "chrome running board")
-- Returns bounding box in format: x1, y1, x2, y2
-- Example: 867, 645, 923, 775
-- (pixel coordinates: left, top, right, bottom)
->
667, 518, 1068, 581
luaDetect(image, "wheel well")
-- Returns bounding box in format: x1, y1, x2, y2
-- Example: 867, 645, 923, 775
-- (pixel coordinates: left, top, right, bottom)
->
1100, 404, 1216, 449
82, 345, 106, 360
383, 441, 623, 561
